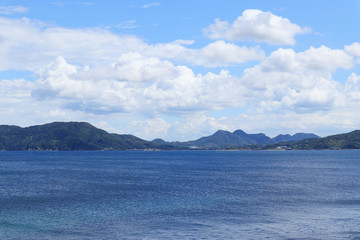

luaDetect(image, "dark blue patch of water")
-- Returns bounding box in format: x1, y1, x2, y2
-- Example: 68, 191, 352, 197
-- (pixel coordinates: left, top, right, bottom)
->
1, 150, 360, 239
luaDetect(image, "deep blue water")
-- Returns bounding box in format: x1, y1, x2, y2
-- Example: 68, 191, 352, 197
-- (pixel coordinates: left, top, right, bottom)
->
1, 150, 360, 240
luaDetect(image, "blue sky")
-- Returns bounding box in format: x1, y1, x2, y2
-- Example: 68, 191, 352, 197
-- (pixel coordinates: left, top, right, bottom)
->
1, 0, 360, 140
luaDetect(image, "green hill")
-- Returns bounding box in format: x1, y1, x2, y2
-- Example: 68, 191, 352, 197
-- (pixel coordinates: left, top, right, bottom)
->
0, 121, 357, 151
0, 122, 171, 151
272, 133, 319, 143
281, 130, 360, 150
167, 129, 318, 150
188, 130, 273, 149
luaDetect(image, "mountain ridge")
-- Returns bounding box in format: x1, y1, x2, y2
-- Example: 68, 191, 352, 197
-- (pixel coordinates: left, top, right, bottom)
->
267, 130, 360, 150
0, 122, 175, 151
162, 129, 319, 149
0, 121, 359, 150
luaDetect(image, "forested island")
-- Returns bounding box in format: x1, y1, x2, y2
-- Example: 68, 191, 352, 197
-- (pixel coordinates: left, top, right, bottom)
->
0, 122, 359, 151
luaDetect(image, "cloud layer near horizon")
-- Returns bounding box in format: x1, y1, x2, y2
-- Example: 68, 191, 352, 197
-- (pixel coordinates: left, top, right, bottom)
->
0, 9, 360, 140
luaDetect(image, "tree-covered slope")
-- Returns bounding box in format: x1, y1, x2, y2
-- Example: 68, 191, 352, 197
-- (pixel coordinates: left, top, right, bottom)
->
280, 130, 360, 150
188, 130, 256, 149
0, 122, 166, 150
260, 130, 360, 150
272, 133, 320, 143
165, 129, 319, 150
0, 121, 354, 150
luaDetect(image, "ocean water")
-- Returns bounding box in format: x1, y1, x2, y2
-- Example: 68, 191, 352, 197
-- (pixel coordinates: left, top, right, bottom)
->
0, 150, 360, 240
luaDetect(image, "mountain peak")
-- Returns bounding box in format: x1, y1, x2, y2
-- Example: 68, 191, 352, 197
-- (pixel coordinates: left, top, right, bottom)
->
272, 133, 319, 143
0, 121, 349, 151
0, 122, 160, 151
233, 129, 246, 136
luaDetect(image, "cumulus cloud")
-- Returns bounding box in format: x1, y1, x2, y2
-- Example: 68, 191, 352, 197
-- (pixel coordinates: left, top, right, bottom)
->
203, 9, 309, 45
27, 44, 356, 137
188, 40, 265, 67
0, 77, 83, 127
2, 15, 360, 140
297, 46, 353, 72
0, 78, 33, 101
22, 44, 359, 137
221, 108, 360, 139
345, 42, 360, 64
241, 46, 352, 113
130, 117, 171, 140
167, 114, 230, 140
31, 56, 247, 115
33, 57, 139, 113
148, 40, 265, 67
257, 46, 353, 74
0, 17, 148, 70
345, 73, 360, 101
130, 114, 230, 141
345, 42, 360, 57
0, 17, 261, 71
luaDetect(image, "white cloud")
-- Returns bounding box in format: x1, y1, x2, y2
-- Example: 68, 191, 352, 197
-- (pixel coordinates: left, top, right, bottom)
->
52, 2, 93, 7
168, 114, 230, 141
171, 39, 195, 45
0, 6, 28, 15
256, 46, 353, 75
116, 20, 137, 29
0, 77, 85, 127
190, 40, 265, 67
0, 78, 33, 100
345, 42, 360, 63
9, 44, 359, 140
345, 42, 360, 57
141, 2, 161, 8
297, 46, 353, 72
241, 46, 352, 113
221, 109, 360, 139
203, 9, 309, 45
1, 15, 360, 140
0, 17, 148, 70
27, 45, 357, 139
130, 114, 230, 141
148, 40, 265, 67
0, 17, 261, 71
345, 73, 360, 101
31, 56, 247, 115
108, 53, 178, 82
130, 118, 171, 140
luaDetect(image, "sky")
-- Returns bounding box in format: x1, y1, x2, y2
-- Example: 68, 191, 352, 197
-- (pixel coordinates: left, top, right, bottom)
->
1, 0, 360, 141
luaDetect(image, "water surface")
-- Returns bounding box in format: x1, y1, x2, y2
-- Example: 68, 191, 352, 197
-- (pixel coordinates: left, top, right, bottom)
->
1, 150, 360, 239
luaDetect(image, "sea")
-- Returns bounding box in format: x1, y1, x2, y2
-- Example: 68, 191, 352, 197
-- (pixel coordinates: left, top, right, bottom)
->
0, 150, 360, 240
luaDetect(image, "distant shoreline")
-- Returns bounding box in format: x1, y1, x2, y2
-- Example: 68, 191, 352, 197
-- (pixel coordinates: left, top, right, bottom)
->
0, 122, 359, 151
